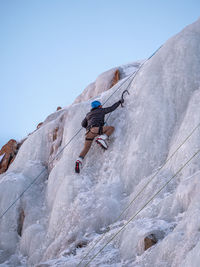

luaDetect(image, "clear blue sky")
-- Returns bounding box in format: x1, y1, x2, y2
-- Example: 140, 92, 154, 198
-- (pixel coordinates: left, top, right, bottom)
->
0, 0, 199, 148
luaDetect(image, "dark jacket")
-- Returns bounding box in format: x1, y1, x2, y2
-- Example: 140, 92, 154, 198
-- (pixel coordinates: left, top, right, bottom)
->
81, 101, 121, 130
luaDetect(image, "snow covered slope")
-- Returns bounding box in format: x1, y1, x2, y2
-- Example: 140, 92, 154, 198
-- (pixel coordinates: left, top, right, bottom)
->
0, 19, 200, 267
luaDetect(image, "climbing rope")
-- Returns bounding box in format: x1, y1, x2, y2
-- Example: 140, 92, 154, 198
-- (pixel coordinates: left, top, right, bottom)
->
0, 41, 197, 267
77, 120, 200, 266
83, 148, 200, 266
0, 55, 146, 220
0, 128, 83, 220
77, 45, 173, 266
105, 46, 162, 124
103, 44, 162, 108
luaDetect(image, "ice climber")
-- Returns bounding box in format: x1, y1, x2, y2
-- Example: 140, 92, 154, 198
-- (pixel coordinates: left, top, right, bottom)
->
75, 98, 124, 173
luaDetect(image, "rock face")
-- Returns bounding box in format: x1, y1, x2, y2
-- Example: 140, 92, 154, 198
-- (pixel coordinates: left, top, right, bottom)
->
74, 68, 121, 103
73, 62, 140, 105
144, 234, 157, 250
0, 139, 18, 174
37, 122, 43, 129
110, 69, 120, 88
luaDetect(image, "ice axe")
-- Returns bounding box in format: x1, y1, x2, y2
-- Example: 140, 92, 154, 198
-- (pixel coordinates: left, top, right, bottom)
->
120, 90, 130, 107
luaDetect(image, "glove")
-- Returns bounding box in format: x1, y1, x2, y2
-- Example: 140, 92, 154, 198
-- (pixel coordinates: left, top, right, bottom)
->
119, 98, 124, 104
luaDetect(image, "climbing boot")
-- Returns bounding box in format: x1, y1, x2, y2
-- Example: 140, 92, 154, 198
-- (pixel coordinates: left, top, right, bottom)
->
75, 157, 83, 173
96, 134, 108, 150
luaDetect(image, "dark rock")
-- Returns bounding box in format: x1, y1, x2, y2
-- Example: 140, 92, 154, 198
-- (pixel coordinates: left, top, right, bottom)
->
37, 122, 43, 129
110, 69, 120, 88
144, 234, 157, 250
17, 209, 25, 236
0, 139, 18, 174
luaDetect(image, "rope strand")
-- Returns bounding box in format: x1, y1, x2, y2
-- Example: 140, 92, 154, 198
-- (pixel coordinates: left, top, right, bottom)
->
0, 59, 145, 219
0, 128, 83, 219
77, 121, 200, 266
83, 148, 200, 267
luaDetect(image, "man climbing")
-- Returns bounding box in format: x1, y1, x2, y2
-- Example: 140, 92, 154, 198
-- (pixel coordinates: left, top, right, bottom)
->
75, 98, 124, 173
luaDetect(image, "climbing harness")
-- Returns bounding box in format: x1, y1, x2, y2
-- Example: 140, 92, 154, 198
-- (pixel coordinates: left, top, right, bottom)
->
85, 125, 104, 140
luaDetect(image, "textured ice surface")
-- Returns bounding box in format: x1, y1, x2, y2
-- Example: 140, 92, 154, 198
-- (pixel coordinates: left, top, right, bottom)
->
0, 19, 200, 267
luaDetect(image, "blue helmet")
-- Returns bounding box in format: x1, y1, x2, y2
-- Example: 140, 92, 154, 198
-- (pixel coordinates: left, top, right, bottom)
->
91, 100, 101, 108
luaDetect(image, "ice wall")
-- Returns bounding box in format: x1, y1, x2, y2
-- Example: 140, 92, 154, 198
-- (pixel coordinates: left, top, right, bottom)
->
74, 62, 140, 104
0, 19, 200, 267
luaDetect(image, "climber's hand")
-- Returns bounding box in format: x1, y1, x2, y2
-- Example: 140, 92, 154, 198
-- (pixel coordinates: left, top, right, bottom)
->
119, 98, 124, 105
